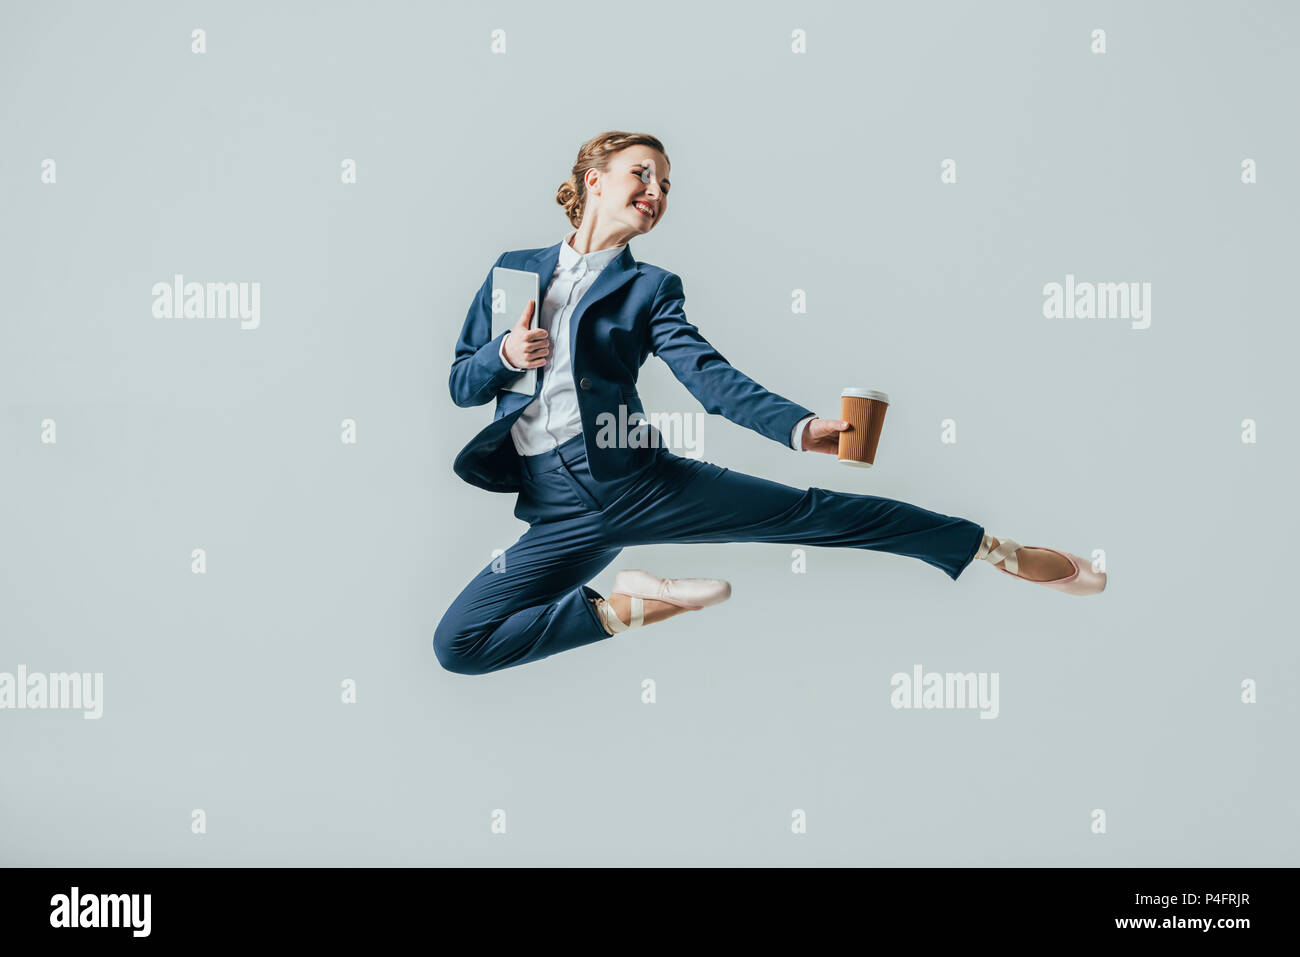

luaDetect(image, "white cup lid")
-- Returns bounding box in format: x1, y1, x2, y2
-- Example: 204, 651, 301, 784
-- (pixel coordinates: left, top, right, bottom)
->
842, 387, 889, 403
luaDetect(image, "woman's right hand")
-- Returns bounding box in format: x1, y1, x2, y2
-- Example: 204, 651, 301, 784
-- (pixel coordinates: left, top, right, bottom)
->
503, 299, 549, 369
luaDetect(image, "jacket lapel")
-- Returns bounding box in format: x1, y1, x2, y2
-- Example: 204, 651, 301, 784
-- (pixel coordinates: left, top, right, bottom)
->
528, 243, 562, 301
525, 242, 642, 372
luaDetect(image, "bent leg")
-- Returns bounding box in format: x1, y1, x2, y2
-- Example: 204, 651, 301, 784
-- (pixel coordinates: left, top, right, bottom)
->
434, 516, 621, 675
605, 455, 984, 581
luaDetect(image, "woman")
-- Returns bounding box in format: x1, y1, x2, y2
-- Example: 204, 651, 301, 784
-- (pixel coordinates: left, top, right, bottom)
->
436, 131, 1104, 676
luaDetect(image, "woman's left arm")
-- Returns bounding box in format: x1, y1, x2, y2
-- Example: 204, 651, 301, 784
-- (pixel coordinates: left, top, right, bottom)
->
647, 271, 817, 449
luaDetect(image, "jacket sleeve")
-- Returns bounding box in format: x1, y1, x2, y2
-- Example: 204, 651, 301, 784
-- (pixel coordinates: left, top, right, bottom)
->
648, 271, 816, 448
449, 252, 526, 408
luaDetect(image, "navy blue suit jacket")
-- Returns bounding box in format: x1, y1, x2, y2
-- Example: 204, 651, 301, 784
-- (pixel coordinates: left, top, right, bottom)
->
449, 240, 815, 493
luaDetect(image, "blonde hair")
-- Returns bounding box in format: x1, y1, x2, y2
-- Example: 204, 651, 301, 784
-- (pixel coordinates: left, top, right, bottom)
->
556, 131, 670, 229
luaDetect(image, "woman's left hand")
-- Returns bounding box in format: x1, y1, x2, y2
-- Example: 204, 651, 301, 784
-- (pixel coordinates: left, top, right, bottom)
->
801, 418, 851, 454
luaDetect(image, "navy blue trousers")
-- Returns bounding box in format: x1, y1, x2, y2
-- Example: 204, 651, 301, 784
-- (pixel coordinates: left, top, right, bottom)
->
435, 433, 984, 675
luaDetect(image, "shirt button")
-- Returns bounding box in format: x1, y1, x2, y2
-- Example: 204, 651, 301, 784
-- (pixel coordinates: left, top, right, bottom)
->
579, 377, 592, 390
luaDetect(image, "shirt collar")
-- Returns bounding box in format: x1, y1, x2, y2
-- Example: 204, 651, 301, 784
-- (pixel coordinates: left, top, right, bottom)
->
558, 229, 626, 275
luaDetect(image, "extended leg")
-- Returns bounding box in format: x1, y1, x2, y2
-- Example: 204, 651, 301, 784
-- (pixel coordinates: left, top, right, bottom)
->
603, 455, 984, 581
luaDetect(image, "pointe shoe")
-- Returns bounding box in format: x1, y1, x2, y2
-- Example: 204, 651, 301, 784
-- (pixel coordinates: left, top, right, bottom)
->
612, 569, 733, 610
597, 595, 645, 634
975, 533, 1106, 596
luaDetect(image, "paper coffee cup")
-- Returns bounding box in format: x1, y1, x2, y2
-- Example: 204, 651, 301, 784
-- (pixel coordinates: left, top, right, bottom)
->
838, 387, 890, 467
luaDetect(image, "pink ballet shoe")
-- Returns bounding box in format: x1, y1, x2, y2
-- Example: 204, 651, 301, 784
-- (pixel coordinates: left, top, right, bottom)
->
611, 569, 733, 610
596, 595, 645, 634
975, 533, 1106, 596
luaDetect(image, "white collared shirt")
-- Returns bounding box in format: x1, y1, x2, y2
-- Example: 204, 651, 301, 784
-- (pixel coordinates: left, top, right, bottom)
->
501, 230, 816, 455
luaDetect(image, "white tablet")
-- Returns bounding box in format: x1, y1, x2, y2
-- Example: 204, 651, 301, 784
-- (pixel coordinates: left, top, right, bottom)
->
491, 266, 541, 396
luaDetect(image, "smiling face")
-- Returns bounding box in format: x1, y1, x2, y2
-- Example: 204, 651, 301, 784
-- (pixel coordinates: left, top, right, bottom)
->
587, 145, 670, 235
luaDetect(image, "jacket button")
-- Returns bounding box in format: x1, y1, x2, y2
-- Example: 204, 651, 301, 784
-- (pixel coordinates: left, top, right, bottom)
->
579, 377, 592, 390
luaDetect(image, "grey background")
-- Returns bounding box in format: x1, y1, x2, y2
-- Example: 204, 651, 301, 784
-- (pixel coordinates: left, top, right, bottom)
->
2, 0, 1296, 866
